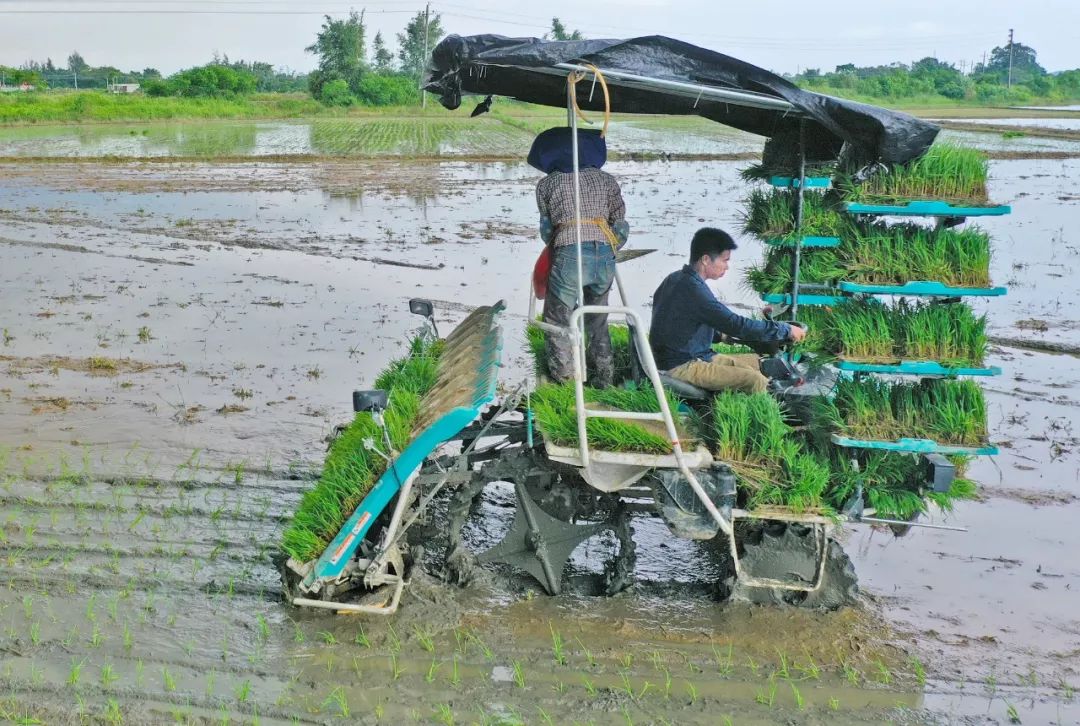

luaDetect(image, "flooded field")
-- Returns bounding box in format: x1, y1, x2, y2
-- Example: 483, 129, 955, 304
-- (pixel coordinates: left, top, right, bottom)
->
1, 133, 1079, 724
2, 114, 1079, 161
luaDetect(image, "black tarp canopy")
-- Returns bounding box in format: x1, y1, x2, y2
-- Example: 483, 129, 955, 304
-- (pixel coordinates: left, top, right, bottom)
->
426, 34, 939, 165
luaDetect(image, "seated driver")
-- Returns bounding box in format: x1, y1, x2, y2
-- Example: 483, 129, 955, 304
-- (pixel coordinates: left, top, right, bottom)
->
648, 227, 805, 394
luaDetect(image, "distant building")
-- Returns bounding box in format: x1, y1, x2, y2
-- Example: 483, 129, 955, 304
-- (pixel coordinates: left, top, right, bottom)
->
108, 83, 141, 94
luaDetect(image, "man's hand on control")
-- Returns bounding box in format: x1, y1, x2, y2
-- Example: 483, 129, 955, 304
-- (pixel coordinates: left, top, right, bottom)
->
788, 325, 807, 343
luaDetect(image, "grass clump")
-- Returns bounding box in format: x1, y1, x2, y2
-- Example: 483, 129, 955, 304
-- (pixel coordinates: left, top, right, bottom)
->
280, 336, 440, 563
709, 392, 829, 511
823, 450, 978, 519
842, 223, 991, 288
816, 378, 988, 446
805, 299, 987, 367
839, 143, 990, 206
531, 382, 683, 454
742, 189, 848, 241
745, 223, 992, 295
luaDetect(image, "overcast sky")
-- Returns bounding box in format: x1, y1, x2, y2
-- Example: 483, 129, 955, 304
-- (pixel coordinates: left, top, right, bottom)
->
1, 0, 1078, 76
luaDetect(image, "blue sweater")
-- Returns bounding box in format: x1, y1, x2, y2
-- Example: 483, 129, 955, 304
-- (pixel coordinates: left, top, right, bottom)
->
649, 265, 792, 370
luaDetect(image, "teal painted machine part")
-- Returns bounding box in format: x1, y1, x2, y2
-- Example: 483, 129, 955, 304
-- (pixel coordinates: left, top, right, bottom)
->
769, 176, 831, 189
764, 236, 841, 248
835, 360, 1002, 377
837, 281, 1007, 297
844, 201, 1011, 217
303, 317, 503, 588
831, 434, 998, 456
761, 292, 841, 306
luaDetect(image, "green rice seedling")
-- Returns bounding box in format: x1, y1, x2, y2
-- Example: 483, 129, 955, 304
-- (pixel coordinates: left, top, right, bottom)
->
840, 143, 990, 206
102, 699, 122, 726
796, 652, 821, 680
742, 189, 848, 240
386, 624, 401, 654
413, 624, 434, 653
323, 687, 349, 718
162, 667, 176, 692
390, 654, 402, 681
840, 657, 860, 686
67, 658, 85, 687
900, 301, 987, 367
875, 660, 893, 685
775, 651, 791, 680
713, 644, 734, 676
449, 654, 461, 688
745, 245, 847, 296
531, 382, 681, 454
842, 222, 992, 288
911, 656, 927, 687
685, 680, 698, 705
29, 621, 40, 645
433, 703, 454, 726
819, 298, 897, 362
755, 680, 777, 707
512, 660, 526, 689
426, 657, 441, 683
235, 679, 251, 703
575, 636, 597, 668
816, 378, 988, 446
549, 622, 567, 666
256, 614, 270, 643
354, 625, 369, 648
790, 681, 804, 710
319, 630, 337, 645
528, 323, 639, 386
582, 677, 598, 696
100, 663, 119, 688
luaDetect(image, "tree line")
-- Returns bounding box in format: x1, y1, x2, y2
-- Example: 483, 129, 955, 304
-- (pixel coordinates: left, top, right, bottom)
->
791, 41, 1080, 104
5, 21, 1076, 107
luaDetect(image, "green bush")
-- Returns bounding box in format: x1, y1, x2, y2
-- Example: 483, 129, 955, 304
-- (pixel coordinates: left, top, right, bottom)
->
356, 74, 419, 106
146, 64, 257, 98
319, 78, 355, 106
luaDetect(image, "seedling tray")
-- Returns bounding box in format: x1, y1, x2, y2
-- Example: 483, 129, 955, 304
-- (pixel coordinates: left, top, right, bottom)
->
831, 433, 997, 456
837, 281, 1007, 297
761, 292, 842, 307
835, 360, 1002, 377
769, 176, 832, 189
764, 236, 841, 248
843, 201, 1011, 217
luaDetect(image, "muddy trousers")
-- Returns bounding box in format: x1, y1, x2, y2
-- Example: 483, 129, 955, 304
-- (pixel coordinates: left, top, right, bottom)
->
542, 292, 614, 388
667, 354, 767, 394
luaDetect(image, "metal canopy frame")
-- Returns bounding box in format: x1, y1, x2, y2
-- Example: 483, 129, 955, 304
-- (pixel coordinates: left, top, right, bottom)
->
471, 60, 803, 117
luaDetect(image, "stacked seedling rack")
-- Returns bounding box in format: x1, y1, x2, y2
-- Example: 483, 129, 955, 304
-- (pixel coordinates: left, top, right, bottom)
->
744, 132, 1009, 516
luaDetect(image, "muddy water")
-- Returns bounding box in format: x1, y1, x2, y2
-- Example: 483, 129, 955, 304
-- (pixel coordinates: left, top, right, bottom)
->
1, 154, 1079, 724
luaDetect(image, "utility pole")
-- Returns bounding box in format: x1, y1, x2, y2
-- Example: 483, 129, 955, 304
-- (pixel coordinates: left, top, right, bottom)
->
1007, 28, 1014, 88
421, 2, 430, 108
73, 69, 78, 90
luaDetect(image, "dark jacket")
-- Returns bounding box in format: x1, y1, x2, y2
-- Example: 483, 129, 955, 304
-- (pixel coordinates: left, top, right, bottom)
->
649, 265, 792, 370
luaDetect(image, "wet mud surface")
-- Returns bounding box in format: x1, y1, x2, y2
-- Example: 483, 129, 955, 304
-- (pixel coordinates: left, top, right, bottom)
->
1, 150, 1079, 724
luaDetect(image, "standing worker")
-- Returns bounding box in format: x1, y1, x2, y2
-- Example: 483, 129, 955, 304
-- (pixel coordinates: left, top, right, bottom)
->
529, 126, 629, 389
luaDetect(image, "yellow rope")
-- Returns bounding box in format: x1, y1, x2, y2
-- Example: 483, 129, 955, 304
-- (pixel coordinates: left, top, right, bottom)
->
556, 217, 620, 252
568, 64, 612, 137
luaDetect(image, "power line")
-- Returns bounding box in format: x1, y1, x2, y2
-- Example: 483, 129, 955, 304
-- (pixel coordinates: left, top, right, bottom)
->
0, 5, 417, 13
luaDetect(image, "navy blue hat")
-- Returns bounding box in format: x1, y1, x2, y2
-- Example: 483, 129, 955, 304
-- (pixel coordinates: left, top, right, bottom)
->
527, 127, 607, 174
